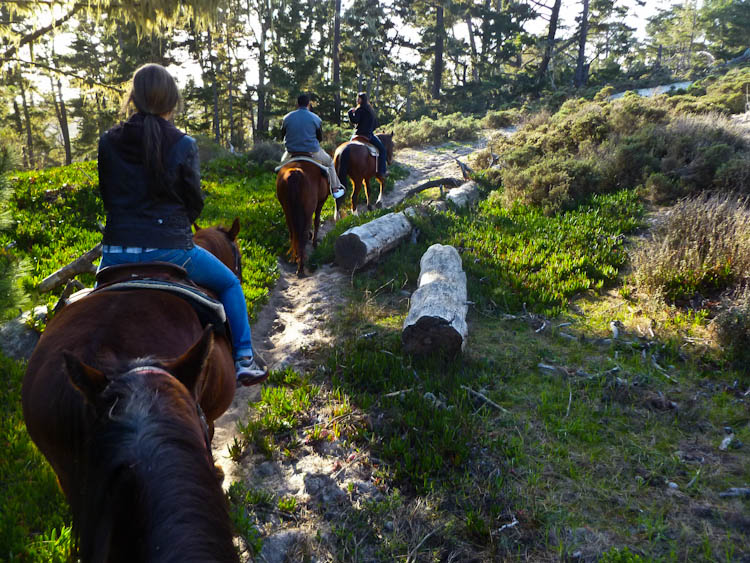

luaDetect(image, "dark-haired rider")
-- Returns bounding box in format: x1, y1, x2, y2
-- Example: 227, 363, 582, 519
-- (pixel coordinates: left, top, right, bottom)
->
347, 92, 387, 180
281, 94, 345, 199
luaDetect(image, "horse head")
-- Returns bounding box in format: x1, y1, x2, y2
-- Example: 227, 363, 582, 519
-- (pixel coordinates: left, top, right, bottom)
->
61, 326, 238, 562
193, 218, 242, 279
379, 131, 395, 165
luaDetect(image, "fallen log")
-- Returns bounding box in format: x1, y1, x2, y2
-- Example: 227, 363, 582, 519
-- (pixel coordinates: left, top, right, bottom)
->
335, 210, 413, 270
446, 181, 481, 208
402, 244, 468, 356
401, 177, 462, 200
39, 243, 101, 293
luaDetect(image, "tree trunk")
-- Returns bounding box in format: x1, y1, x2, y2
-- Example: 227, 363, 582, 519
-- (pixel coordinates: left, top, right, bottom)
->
19, 77, 35, 169
228, 57, 235, 149
333, 0, 341, 125
537, 0, 562, 88
574, 0, 590, 88
57, 80, 72, 164
207, 29, 221, 144
432, 2, 444, 99
256, 0, 269, 138
465, 13, 479, 83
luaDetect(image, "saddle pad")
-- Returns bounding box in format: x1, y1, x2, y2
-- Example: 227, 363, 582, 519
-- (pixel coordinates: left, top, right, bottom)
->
348, 140, 379, 157
274, 156, 330, 176
96, 279, 227, 330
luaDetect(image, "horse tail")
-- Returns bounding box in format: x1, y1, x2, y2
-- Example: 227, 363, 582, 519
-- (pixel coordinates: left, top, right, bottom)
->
285, 169, 308, 262
336, 146, 350, 189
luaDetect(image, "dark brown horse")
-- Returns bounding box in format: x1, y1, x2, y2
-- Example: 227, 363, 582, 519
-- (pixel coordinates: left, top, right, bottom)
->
276, 160, 328, 277
333, 132, 394, 215
22, 222, 242, 563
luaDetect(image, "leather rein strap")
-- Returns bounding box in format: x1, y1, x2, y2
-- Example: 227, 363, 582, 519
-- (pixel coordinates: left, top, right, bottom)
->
123, 365, 213, 456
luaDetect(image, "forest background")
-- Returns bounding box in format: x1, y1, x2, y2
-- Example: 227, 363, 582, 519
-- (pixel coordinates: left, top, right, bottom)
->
2, 0, 749, 170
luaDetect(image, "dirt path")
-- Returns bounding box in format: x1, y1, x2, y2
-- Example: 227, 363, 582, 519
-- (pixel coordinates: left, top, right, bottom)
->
211, 131, 500, 561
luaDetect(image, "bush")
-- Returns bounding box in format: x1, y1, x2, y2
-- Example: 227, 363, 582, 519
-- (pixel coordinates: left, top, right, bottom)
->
631, 192, 750, 302
391, 113, 479, 148
481, 109, 520, 129
712, 285, 750, 367
246, 140, 284, 164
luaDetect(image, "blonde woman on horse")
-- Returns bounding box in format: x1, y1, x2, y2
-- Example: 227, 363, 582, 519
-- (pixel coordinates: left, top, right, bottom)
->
97, 63, 267, 386
280, 93, 345, 199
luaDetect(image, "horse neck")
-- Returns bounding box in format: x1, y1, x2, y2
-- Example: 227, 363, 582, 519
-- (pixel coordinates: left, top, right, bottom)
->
76, 386, 237, 563
193, 228, 233, 270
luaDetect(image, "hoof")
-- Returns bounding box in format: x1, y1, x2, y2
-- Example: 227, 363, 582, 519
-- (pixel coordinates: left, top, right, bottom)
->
367, 204, 373, 212
296, 268, 306, 278
375, 200, 383, 209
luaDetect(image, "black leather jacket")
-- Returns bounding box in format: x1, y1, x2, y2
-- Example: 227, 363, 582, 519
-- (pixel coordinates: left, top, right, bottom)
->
98, 114, 204, 249
347, 105, 378, 137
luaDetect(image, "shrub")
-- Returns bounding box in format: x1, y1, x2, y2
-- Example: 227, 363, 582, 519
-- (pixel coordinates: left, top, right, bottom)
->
712, 285, 750, 367
246, 140, 284, 164
481, 109, 520, 129
391, 113, 479, 148
631, 192, 750, 302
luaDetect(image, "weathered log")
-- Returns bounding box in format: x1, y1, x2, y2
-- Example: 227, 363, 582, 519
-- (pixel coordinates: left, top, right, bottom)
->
402, 244, 468, 356
335, 210, 413, 270
53, 279, 86, 313
454, 157, 474, 180
446, 181, 481, 208
39, 243, 101, 293
402, 177, 462, 200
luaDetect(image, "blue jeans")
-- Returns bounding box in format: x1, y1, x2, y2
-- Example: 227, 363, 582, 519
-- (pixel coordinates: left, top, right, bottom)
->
368, 135, 387, 176
98, 246, 253, 360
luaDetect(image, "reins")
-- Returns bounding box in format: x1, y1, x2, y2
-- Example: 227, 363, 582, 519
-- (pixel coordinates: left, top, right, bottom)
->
121, 365, 213, 457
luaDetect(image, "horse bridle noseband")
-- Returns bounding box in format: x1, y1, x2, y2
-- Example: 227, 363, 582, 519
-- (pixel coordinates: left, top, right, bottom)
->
123, 365, 213, 456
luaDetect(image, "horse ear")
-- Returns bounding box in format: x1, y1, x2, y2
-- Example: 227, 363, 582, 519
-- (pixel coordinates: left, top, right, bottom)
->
64, 351, 108, 404
193, 222, 202, 232
390, 130, 394, 137
228, 218, 240, 241
162, 326, 214, 399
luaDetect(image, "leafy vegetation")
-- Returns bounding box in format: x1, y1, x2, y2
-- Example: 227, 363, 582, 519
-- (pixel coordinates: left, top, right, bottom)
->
0, 352, 70, 561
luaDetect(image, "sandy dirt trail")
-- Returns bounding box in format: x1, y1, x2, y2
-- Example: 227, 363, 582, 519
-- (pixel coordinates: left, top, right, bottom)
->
210, 132, 496, 561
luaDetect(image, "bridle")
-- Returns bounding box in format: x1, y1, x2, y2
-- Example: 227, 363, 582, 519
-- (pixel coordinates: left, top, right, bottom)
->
122, 365, 213, 457
229, 238, 242, 280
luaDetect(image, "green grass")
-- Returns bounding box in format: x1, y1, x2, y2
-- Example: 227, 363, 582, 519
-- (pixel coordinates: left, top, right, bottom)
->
0, 352, 70, 562
1, 156, 284, 320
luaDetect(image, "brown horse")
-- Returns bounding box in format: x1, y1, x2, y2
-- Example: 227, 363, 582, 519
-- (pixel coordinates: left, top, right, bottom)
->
22, 222, 242, 563
276, 160, 328, 277
333, 132, 394, 215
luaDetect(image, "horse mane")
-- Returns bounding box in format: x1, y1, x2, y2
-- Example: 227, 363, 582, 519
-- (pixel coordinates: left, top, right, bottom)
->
73, 371, 238, 563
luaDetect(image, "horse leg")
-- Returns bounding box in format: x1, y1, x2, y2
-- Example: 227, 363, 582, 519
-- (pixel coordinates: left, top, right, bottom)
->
312, 198, 324, 248
375, 177, 385, 208
351, 178, 361, 215
365, 177, 373, 211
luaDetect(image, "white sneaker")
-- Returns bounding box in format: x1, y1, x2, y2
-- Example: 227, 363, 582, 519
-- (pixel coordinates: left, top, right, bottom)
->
235, 356, 268, 386
332, 187, 345, 199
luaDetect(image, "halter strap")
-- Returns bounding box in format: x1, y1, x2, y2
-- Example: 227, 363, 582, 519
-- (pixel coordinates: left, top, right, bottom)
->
122, 365, 213, 456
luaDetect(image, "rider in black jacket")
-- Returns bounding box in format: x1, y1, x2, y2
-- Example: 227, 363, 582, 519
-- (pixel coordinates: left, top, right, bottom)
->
97, 63, 267, 386
347, 92, 388, 179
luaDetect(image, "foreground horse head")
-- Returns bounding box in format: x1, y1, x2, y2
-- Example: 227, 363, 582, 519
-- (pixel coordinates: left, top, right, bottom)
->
276, 161, 328, 277
333, 132, 395, 216
22, 222, 242, 562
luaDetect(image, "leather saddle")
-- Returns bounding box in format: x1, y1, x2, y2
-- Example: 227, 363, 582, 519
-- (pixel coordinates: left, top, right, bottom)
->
87, 262, 228, 334
348, 136, 379, 157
